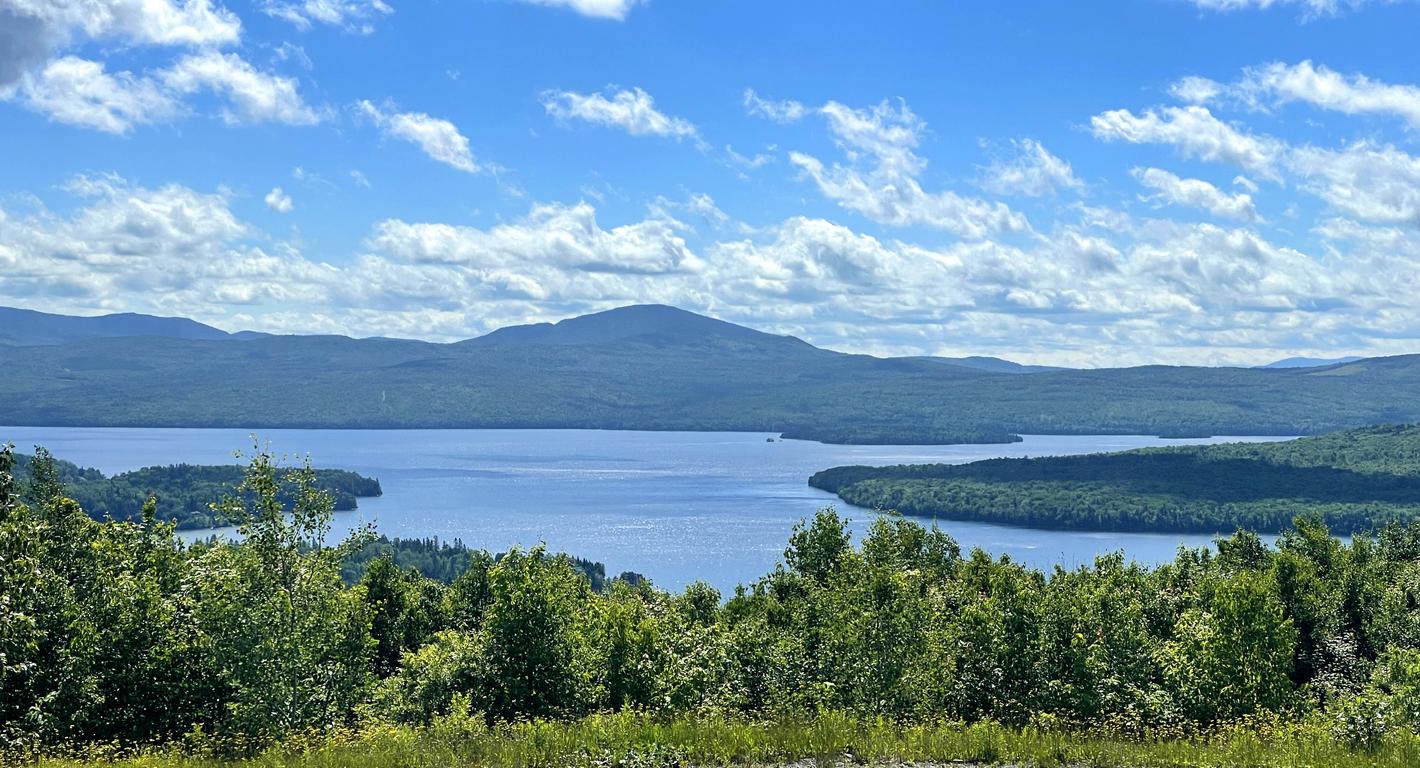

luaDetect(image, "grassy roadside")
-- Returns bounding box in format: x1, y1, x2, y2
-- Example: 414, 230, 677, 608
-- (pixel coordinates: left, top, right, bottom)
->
34, 711, 1420, 768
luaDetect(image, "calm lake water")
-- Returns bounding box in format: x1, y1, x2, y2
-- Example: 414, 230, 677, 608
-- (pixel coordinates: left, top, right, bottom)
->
1, 427, 1291, 592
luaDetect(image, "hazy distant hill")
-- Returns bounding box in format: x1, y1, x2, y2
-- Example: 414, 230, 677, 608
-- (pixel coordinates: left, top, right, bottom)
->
467, 304, 811, 350
1260, 356, 1366, 369
910, 355, 1065, 374
3, 304, 1420, 444
0, 306, 266, 346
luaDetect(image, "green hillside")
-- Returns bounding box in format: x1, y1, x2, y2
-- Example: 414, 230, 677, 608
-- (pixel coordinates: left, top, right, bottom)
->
810, 424, 1420, 534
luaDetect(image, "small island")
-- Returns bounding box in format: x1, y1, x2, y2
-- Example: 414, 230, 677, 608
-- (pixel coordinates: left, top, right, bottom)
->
810, 424, 1420, 534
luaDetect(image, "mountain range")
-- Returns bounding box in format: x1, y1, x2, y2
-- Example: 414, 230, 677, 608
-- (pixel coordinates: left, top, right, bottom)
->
2, 304, 1416, 444
0, 305, 1350, 371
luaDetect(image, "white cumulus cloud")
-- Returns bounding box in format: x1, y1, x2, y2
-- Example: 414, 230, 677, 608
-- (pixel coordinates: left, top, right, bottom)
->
1183, 0, 1393, 16
13, 50, 319, 131
789, 98, 1031, 238
1099, 63, 1420, 235
358, 100, 481, 173
1290, 142, 1420, 226
514, 0, 640, 20
160, 51, 321, 125
368, 201, 701, 275
1091, 104, 1283, 179
1229, 60, 1420, 129
265, 187, 294, 212
1170, 75, 1224, 104
16, 56, 180, 133
542, 86, 699, 141
261, 0, 392, 32
981, 139, 1083, 197
743, 88, 807, 123
1134, 167, 1258, 221
0, 0, 242, 87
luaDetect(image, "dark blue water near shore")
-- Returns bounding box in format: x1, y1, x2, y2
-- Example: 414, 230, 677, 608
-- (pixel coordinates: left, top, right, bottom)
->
1, 427, 1289, 591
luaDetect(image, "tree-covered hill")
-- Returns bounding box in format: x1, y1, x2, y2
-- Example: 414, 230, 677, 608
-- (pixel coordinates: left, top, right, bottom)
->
4, 304, 1420, 444
810, 424, 1420, 534
9, 449, 381, 528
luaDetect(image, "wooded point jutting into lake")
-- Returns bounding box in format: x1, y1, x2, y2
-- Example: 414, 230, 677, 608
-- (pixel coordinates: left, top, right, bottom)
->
811, 425, 1420, 534
9, 0, 1420, 765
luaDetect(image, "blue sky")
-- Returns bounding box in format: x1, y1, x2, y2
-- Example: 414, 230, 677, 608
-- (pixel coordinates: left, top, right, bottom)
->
3, 0, 1420, 366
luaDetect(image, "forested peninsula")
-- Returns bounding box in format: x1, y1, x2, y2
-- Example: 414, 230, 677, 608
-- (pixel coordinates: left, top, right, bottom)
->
810, 425, 1420, 534
340, 534, 642, 591
9, 449, 381, 529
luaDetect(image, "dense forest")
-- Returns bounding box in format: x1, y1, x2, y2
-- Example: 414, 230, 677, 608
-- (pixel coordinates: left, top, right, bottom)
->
9, 449, 381, 528
8, 443, 1420, 765
810, 425, 1420, 534
6, 305, 1420, 445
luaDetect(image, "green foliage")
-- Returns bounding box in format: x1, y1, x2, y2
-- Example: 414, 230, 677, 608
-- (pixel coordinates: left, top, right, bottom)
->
1159, 571, 1298, 723
0, 446, 205, 752
480, 548, 596, 721
371, 630, 485, 725
589, 583, 665, 712
359, 557, 447, 677
17, 439, 1420, 763
812, 424, 1420, 533
188, 449, 377, 746
784, 507, 852, 585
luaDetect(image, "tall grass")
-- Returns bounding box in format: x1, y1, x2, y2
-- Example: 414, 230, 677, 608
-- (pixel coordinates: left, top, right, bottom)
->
36, 711, 1420, 768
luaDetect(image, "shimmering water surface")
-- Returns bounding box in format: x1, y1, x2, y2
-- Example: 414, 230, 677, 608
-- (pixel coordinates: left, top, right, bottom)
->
1, 427, 1291, 591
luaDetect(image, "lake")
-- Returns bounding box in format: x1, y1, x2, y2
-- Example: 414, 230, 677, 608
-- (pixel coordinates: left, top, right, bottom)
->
1, 427, 1291, 592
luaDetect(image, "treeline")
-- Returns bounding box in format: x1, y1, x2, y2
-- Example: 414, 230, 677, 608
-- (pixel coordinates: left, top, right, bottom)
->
810, 424, 1420, 534
10, 448, 381, 528
7, 444, 1420, 758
